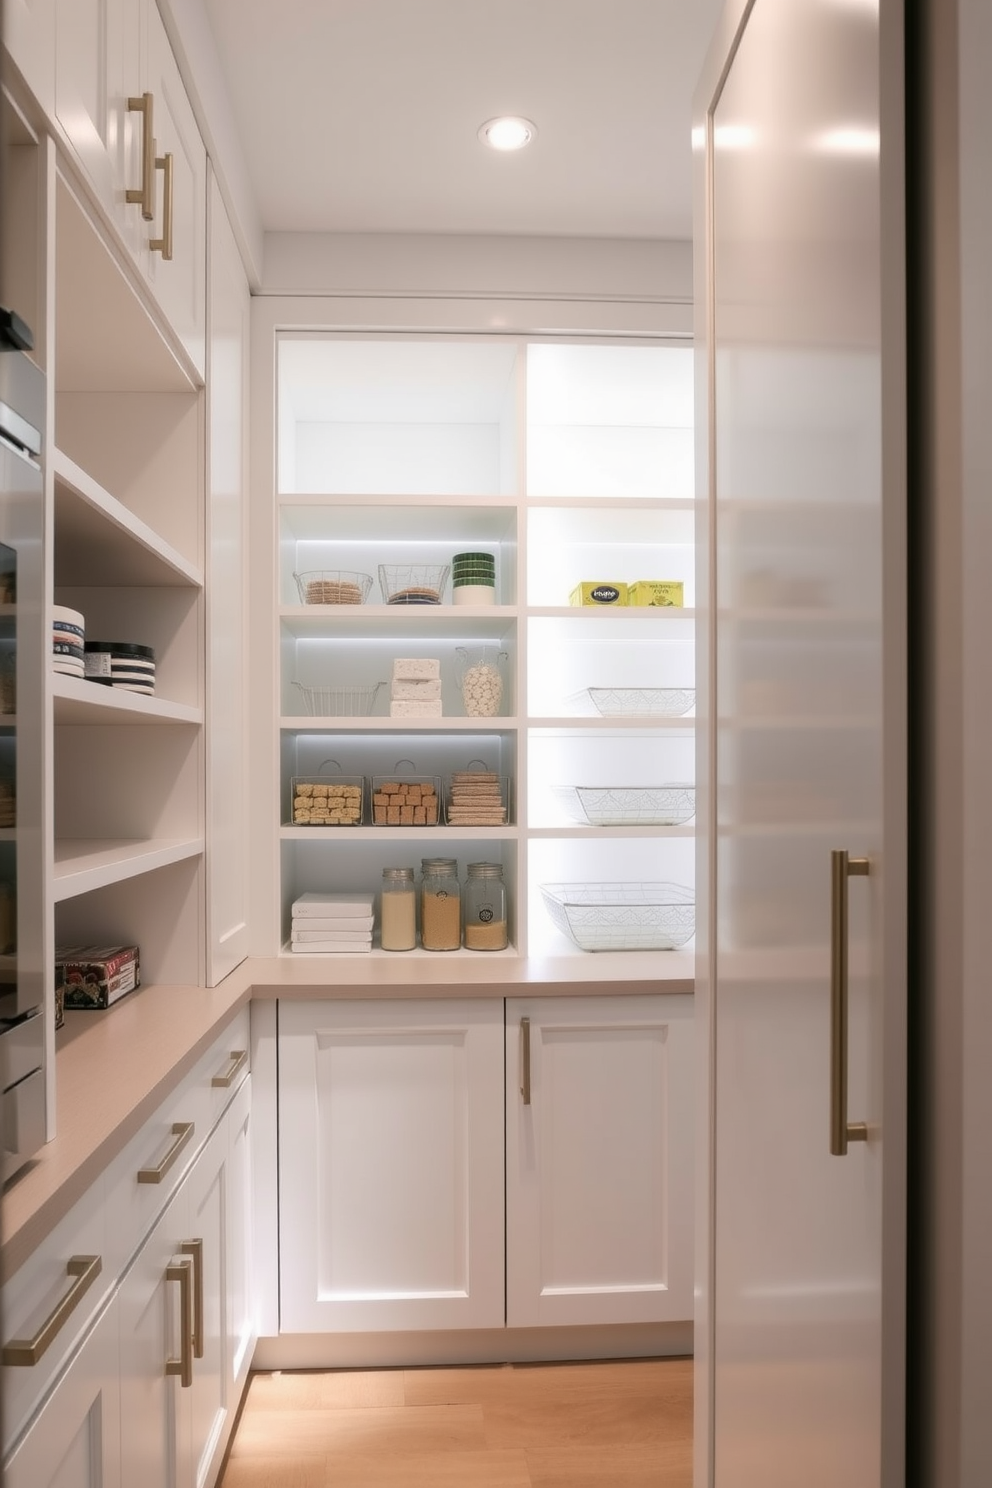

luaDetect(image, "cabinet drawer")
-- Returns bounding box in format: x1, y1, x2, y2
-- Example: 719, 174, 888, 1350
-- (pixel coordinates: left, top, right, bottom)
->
1, 1178, 113, 1456
103, 1008, 251, 1279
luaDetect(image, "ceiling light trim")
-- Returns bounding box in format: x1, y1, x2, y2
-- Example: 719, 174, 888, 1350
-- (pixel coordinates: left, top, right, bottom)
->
478, 116, 537, 151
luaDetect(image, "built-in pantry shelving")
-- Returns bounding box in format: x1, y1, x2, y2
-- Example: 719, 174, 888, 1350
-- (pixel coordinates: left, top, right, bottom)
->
256, 333, 696, 979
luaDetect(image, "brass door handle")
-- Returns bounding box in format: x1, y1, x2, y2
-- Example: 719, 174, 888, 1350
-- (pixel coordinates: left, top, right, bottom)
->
180, 1239, 204, 1358
520, 1017, 531, 1105
2, 1255, 102, 1365
165, 1255, 194, 1388
830, 849, 870, 1155
126, 92, 155, 219
137, 1121, 194, 1183
211, 1049, 248, 1088
150, 152, 174, 260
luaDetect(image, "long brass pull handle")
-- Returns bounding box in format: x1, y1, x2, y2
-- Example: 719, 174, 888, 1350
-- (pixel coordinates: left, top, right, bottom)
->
180, 1239, 204, 1358
830, 850, 870, 1155
137, 1121, 194, 1184
2, 1255, 102, 1366
126, 93, 155, 219
211, 1049, 248, 1088
150, 152, 174, 260
520, 1017, 531, 1105
165, 1256, 194, 1388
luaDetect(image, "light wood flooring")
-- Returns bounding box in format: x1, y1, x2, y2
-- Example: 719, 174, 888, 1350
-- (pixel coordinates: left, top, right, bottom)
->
218, 1356, 693, 1488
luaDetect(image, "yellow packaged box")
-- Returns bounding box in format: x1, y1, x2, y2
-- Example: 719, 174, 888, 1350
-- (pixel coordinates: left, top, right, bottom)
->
628, 580, 684, 607
569, 582, 629, 607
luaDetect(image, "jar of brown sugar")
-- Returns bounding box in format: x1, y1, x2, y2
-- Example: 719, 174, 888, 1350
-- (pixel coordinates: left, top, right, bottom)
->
420, 857, 461, 951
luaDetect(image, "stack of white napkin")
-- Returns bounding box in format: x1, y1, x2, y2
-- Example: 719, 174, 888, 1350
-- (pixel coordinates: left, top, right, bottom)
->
290, 891, 375, 953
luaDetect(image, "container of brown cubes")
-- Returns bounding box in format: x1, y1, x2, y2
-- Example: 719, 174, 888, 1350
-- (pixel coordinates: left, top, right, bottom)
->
371, 768, 441, 826
291, 761, 365, 825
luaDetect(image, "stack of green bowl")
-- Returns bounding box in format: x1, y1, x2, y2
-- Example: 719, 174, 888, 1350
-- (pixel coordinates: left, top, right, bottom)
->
451, 551, 496, 606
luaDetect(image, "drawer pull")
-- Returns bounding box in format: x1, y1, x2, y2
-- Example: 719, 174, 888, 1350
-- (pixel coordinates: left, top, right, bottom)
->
2, 1255, 103, 1366
165, 1255, 194, 1388
180, 1238, 204, 1358
150, 151, 174, 260
126, 92, 155, 219
137, 1121, 194, 1184
520, 1017, 532, 1106
211, 1049, 248, 1088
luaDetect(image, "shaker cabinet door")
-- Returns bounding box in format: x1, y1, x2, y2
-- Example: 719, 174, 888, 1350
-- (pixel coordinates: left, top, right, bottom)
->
505, 994, 695, 1328
3, 1297, 121, 1488
278, 998, 505, 1334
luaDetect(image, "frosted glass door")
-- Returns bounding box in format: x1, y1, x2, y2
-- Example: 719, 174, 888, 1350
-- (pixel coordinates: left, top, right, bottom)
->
698, 1, 906, 1485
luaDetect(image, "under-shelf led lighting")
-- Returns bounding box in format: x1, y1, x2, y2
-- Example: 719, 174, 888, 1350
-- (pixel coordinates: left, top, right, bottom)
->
478, 116, 536, 151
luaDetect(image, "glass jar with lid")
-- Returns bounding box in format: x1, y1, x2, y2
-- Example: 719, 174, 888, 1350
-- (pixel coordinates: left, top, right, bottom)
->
419, 858, 461, 951
462, 862, 508, 951
380, 866, 416, 951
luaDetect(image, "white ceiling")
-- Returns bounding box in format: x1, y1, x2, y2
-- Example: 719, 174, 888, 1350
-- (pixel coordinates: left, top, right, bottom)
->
203, 0, 724, 240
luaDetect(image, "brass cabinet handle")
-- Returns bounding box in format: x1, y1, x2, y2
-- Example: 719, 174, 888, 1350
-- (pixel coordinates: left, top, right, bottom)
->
2, 1255, 102, 1366
165, 1255, 194, 1388
211, 1049, 248, 1088
520, 1017, 531, 1105
150, 152, 174, 260
180, 1239, 204, 1358
137, 1121, 194, 1184
830, 850, 870, 1155
126, 93, 155, 219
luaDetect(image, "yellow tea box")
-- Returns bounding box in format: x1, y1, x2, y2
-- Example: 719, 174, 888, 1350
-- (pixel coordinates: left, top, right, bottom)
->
628, 580, 684, 607
569, 581, 629, 607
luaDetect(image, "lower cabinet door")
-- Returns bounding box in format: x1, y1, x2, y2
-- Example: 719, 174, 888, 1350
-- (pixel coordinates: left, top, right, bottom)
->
278, 998, 505, 1334
225, 1077, 255, 1396
184, 1116, 230, 1488
118, 1184, 192, 1488
3, 1296, 121, 1488
505, 994, 695, 1328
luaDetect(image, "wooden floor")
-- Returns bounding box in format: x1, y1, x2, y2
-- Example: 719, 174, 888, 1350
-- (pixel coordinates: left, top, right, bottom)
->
218, 1356, 693, 1487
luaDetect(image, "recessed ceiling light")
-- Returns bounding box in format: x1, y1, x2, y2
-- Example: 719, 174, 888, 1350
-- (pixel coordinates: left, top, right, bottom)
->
478, 116, 536, 151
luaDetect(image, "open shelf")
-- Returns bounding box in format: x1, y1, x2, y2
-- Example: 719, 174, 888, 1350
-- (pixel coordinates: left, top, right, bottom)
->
53, 836, 204, 901
53, 673, 201, 726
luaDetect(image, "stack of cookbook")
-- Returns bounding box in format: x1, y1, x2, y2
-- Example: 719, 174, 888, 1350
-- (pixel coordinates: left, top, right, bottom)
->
290, 891, 375, 953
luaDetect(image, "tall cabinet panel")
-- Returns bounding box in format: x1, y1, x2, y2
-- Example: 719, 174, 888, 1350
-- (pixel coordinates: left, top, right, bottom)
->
204, 173, 249, 984
694, 1, 906, 1485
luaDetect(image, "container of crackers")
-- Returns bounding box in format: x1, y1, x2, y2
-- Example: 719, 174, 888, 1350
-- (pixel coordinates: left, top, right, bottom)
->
291, 761, 365, 826
293, 569, 373, 605
445, 767, 509, 827
371, 772, 441, 826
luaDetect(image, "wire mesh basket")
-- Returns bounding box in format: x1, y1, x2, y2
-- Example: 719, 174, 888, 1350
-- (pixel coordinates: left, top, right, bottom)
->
293, 570, 373, 605
580, 687, 696, 717
552, 784, 696, 827
540, 881, 695, 951
291, 681, 384, 717
378, 563, 450, 605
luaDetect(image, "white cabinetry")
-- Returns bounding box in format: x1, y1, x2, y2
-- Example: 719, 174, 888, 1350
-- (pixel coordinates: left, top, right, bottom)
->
119, 1087, 244, 1488
1, 1013, 252, 1488
4, 1298, 122, 1488
278, 998, 505, 1334
276, 995, 694, 1344
505, 994, 694, 1327
52, 0, 206, 376
255, 334, 695, 983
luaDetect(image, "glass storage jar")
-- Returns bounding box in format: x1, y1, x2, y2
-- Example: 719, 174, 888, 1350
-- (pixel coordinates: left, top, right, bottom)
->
419, 858, 461, 951
380, 867, 416, 951
462, 862, 508, 951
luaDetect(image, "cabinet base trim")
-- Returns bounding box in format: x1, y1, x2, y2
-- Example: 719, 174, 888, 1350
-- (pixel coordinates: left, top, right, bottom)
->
251, 1321, 692, 1371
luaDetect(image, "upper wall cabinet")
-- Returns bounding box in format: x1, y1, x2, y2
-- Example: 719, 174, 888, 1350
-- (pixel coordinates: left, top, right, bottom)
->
3, 0, 56, 115
50, 0, 206, 377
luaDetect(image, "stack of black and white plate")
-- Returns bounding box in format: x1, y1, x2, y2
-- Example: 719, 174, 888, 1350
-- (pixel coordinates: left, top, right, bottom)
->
84, 641, 156, 695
